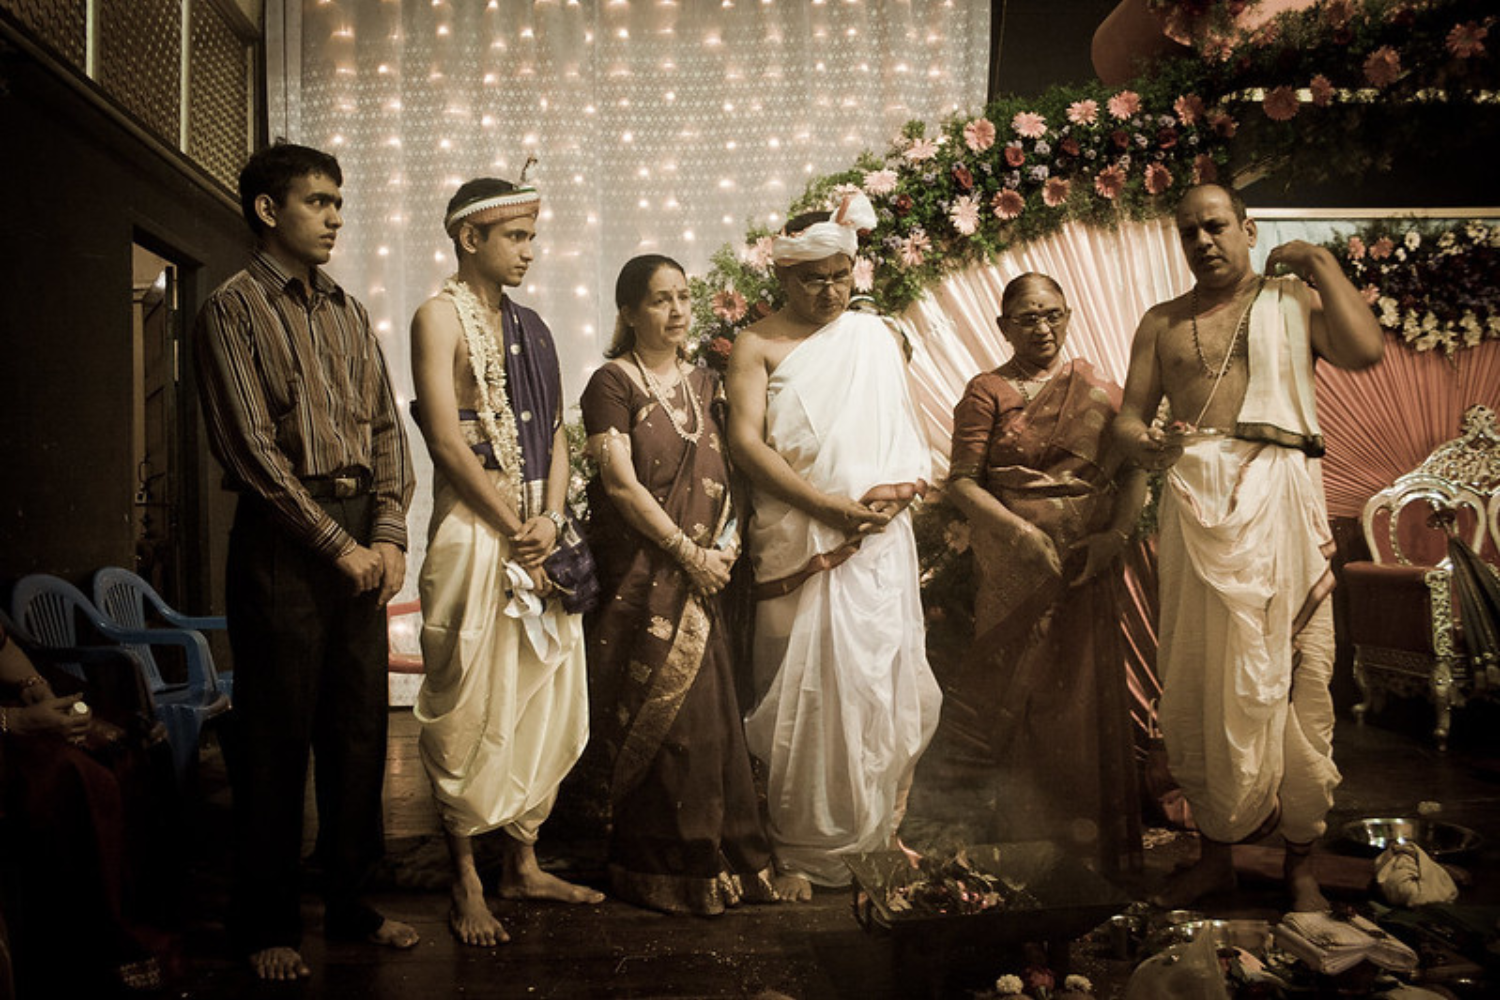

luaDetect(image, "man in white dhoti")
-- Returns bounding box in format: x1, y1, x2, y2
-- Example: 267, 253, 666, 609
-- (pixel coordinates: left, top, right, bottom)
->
726, 194, 943, 897
409, 177, 603, 946
1116, 183, 1383, 912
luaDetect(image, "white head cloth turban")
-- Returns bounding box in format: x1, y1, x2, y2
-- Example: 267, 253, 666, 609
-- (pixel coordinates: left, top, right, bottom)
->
771, 191, 878, 265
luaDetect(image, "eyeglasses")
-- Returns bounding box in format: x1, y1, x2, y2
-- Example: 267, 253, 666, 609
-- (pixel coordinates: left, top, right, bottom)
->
1001, 308, 1070, 330
793, 271, 852, 292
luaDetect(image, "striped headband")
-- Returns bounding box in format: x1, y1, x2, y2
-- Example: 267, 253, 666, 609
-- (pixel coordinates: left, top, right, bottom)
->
444, 187, 541, 237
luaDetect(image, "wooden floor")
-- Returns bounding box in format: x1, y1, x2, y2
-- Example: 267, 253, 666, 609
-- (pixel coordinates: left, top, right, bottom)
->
150, 700, 1500, 1000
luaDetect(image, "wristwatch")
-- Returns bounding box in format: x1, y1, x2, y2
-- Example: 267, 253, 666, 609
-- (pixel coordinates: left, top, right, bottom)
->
544, 508, 567, 535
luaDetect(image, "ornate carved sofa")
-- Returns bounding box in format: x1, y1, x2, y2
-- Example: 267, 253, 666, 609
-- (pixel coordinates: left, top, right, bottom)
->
1342, 404, 1500, 749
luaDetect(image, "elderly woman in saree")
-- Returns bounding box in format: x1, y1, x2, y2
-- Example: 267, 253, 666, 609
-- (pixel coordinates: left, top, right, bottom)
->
941, 272, 1147, 875
580, 254, 778, 915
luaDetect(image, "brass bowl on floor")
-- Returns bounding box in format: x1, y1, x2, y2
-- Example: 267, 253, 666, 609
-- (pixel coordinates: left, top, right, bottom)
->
1340, 816, 1484, 859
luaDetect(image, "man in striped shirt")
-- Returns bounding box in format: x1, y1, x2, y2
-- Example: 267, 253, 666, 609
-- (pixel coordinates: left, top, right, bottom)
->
194, 142, 417, 981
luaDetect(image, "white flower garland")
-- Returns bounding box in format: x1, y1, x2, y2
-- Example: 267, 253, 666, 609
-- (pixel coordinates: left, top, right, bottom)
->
444, 276, 524, 490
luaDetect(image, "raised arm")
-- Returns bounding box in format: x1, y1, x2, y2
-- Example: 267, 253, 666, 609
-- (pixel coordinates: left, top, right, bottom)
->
409, 297, 526, 542
1113, 308, 1181, 472
1266, 240, 1385, 370
724, 332, 885, 533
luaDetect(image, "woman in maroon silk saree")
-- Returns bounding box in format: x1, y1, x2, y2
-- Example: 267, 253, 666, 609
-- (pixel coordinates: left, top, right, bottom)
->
581, 255, 776, 915
942, 274, 1145, 875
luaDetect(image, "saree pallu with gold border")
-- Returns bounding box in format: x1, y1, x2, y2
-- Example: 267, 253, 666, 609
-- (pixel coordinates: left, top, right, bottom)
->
943, 360, 1142, 874
582, 365, 775, 916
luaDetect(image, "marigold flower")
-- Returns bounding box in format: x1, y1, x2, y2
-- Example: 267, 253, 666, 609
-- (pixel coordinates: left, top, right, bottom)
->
1107, 90, 1141, 120
903, 137, 940, 162
1364, 46, 1401, 88
711, 289, 747, 323
963, 117, 997, 152
1043, 176, 1071, 208
991, 189, 1025, 220
862, 169, 899, 196
1309, 74, 1335, 107
1173, 93, 1205, 126
1262, 85, 1300, 122
1094, 164, 1126, 199
1145, 163, 1173, 195
852, 257, 875, 292
949, 195, 981, 235
1447, 21, 1488, 59
1066, 99, 1099, 126
1011, 111, 1047, 139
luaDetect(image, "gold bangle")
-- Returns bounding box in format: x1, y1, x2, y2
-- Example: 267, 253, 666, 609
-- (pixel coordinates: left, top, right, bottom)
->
18, 675, 45, 690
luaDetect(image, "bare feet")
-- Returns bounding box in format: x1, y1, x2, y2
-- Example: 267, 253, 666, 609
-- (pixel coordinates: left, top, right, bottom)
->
497, 867, 605, 904
1285, 844, 1330, 913
1149, 837, 1236, 908
771, 873, 813, 902
368, 918, 420, 949
249, 946, 311, 981
449, 881, 509, 947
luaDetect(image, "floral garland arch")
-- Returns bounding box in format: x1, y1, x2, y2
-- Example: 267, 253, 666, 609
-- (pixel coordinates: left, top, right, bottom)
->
688, 0, 1497, 367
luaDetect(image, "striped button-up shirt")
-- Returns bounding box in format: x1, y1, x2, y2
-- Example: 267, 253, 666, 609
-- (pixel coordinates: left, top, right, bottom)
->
194, 250, 413, 559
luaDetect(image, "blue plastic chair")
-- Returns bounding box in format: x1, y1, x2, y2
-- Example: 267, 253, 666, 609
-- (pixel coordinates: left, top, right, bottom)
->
93, 567, 233, 703
12, 574, 229, 782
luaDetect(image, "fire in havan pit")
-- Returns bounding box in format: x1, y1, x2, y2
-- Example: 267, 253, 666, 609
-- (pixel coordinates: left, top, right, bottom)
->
884, 848, 1028, 917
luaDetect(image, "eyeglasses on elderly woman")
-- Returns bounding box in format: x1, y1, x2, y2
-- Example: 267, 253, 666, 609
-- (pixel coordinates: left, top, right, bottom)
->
999, 308, 1071, 330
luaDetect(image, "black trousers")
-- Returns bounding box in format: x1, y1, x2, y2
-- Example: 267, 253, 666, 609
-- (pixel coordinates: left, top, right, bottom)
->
224, 494, 389, 953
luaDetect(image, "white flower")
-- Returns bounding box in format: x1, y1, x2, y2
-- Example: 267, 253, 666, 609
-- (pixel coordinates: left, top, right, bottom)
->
1378, 296, 1400, 325
1404, 229, 1421, 250
1064, 974, 1094, 993
863, 169, 899, 196
994, 974, 1024, 994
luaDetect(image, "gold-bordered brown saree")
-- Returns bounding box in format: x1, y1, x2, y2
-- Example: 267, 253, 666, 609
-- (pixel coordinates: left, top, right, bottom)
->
581, 363, 775, 915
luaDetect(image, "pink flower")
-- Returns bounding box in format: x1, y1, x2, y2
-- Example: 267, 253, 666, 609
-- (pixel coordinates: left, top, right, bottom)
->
1310, 74, 1335, 107
1003, 143, 1026, 167
903, 137, 940, 162
1059, 136, 1081, 157
852, 257, 875, 292
1145, 163, 1173, 195
1447, 21, 1488, 59
1107, 90, 1141, 120
963, 117, 997, 152
951, 164, 975, 192
1364, 46, 1402, 88
1262, 85, 1300, 121
1371, 237, 1395, 259
1192, 153, 1218, 184
1066, 99, 1099, 126
747, 235, 776, 270
1361, 284, 1380, 305
991, 189, 1025, 220
1094, 164, 1126, 200
1173, 93, 1206, 126
1207, 110, 1238, 138
1011, 111, 1047, 139
899, 229, 931, 267
1042, 176, 1071, 208
711, 289, 747, 323
949, 195, 982, 235
1347, 236, 1366, 259
863, 169, 899, 196
709, 336, 734, 359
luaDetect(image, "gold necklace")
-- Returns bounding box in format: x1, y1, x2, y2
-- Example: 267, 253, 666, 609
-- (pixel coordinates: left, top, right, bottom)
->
1002, 359, 1054, 404
1191, 276, 1264, 379
632, 352, 703, 444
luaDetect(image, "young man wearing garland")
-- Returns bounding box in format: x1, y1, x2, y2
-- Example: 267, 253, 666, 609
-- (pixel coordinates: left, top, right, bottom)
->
1115, 182, 1384, 912
408, 176, 605, 947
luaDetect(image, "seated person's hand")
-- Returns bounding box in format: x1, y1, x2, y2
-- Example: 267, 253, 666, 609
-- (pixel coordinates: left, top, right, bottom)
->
10, 693, 91, 742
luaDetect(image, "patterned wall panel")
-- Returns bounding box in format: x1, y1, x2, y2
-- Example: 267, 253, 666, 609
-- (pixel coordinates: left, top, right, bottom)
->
0, 0, 87, 71
189, 0, 251, 190
98, 0, 181, 144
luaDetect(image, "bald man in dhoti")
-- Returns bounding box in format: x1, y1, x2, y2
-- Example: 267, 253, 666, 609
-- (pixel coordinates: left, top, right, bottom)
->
725, 194, 942, 897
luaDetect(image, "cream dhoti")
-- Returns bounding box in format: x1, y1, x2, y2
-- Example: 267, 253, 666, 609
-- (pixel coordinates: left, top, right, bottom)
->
744, 311, 942, 886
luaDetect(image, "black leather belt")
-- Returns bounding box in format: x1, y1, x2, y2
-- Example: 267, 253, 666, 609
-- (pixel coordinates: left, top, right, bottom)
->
301, 473, 372, 500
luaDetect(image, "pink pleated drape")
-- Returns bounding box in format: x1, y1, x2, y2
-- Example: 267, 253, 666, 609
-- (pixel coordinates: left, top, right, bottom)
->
901, 217, 1500, 733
